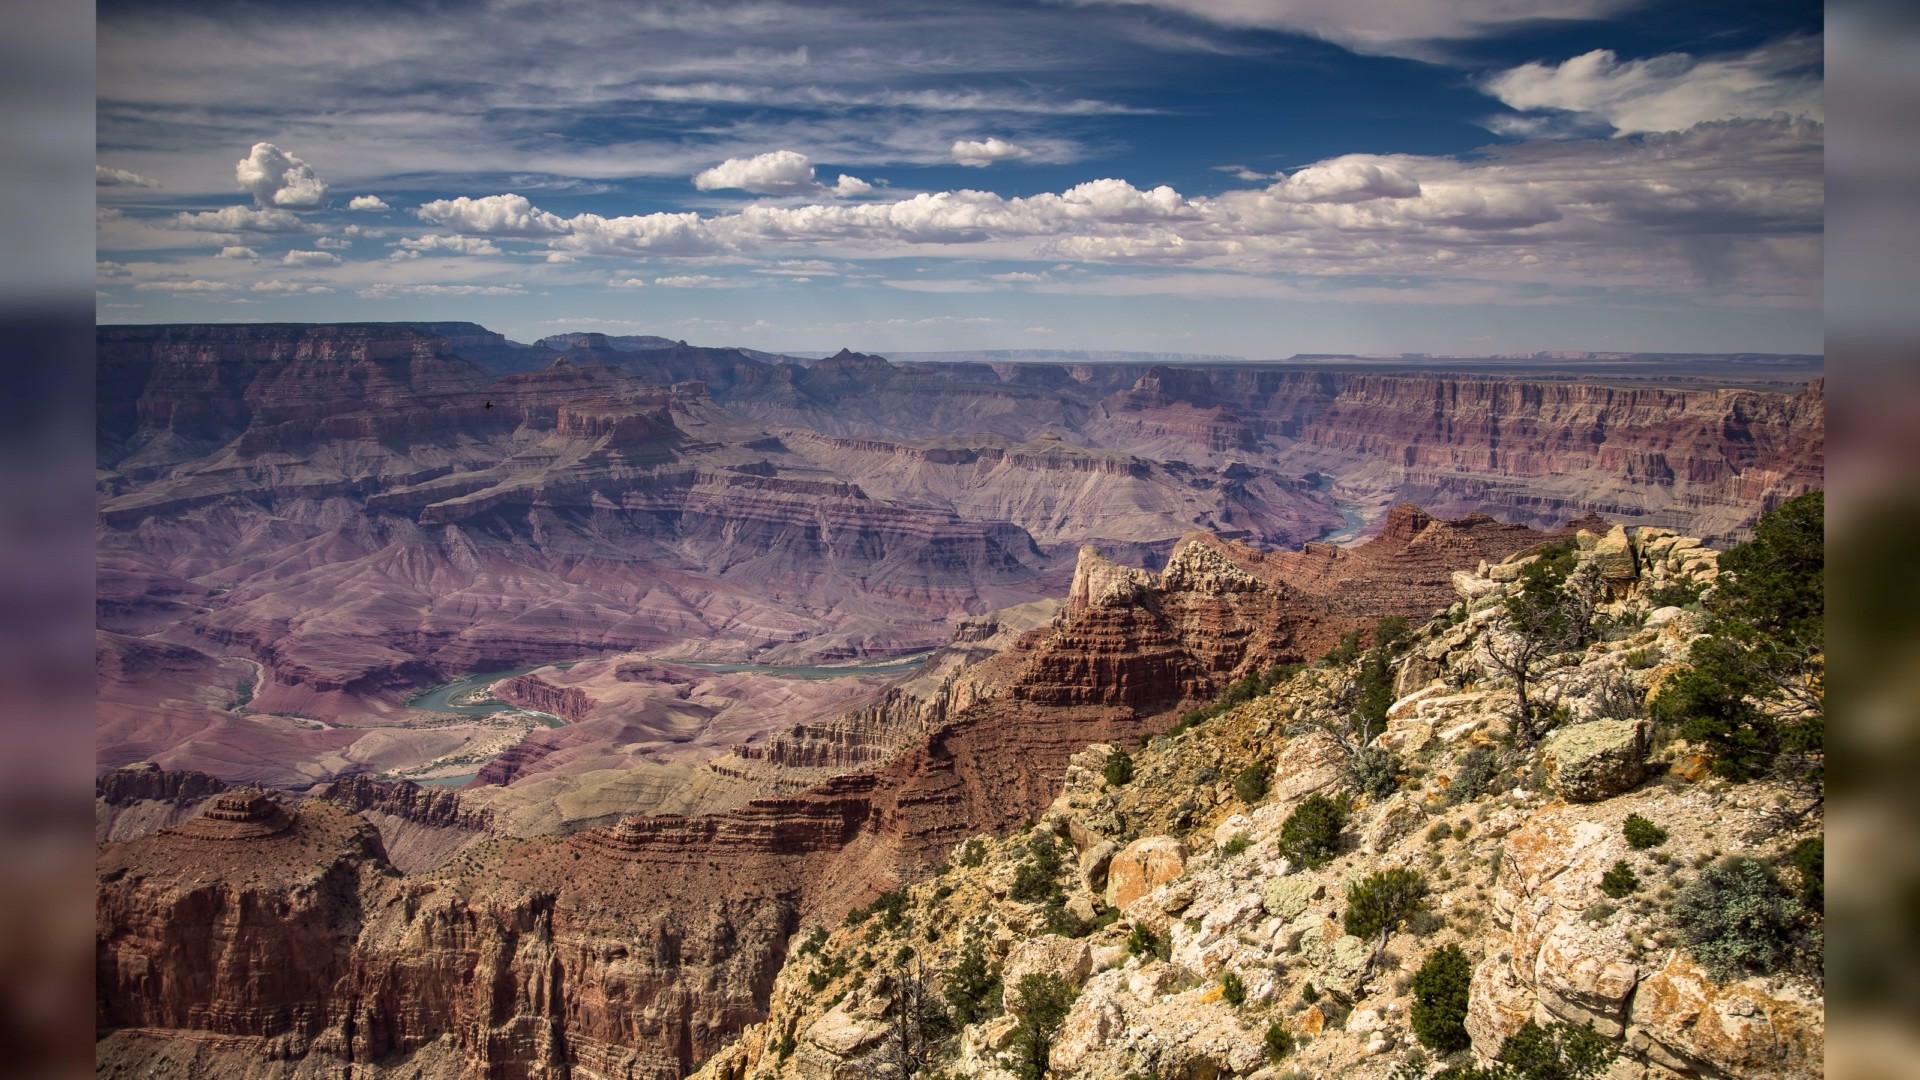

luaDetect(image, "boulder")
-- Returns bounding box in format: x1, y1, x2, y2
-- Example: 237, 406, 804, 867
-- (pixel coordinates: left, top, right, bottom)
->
1261, 875, 1323, 923
1541, 719, 1650, 802
1467, 953, 1535, 1059
1105, 836, 1187, 910
1080, 840, 1118, 893
1628, 952, 1824, 1079
805, 1005, 888, 1057
1004, 935, 1093, 994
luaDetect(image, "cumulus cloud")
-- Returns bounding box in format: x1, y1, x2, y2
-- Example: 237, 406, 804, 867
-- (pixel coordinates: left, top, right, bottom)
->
216, 246, 259, 259
282, 249, 341, 267
692, 150, 872, 197
417, 194, 570, 235
314, 237, 352, 249
96, 165, 159, 188
1072, 0, 1641, 58
396, 234, 503, 256
348, 195, 390, 211
1483, 37, 1825, 136
607, 277, 648, 288
236, 142, 329, 209
1277, 159, 1421, 203
169, 205, 307, 233
951, 137, 1032, 166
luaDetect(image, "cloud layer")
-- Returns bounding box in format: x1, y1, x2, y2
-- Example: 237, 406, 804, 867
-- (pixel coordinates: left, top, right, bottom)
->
1485, 37, 1824, 136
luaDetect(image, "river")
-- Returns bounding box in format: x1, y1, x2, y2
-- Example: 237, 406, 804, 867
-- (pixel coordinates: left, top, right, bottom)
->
1316, 500, 1371, 546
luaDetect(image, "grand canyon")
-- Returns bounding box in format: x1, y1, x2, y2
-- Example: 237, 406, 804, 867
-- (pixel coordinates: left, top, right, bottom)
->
95, 320, 1824, 1078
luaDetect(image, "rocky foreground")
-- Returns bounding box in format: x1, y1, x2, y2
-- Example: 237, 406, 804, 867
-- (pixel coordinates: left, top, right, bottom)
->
694, 523, 1823, 1080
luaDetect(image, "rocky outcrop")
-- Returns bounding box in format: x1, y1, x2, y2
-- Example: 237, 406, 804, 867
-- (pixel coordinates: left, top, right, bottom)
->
1541, 718, 1652, 802
313, 773, 495, 832
495, 674, 593, 723
96, 762, 227, 807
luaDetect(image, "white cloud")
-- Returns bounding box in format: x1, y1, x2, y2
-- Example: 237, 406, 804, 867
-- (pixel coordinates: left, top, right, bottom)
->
1278, 159, 1421, 202
216, 245, 259, 259
1483, 37, 1825, 136
692, 150, 872, 197
169, 205, 307, 233
348, 194, 390, 211
1072, 0, 1641, 59
342, 224, 385, 237
417, 194, 570, 235
97, 260, 132, 278
134, 279, 236, 292
951, 137, 1032, 166
282, 249, 341, 267
652, 274, 734, 288
251, 279, 334, 293
236, 142, 329, 209
96, 165, 159, 188
990, 270, 1050, 282
358, 283, 526, 298
396, 234, 503, 256
314, 236, 352, 249
607, 277, 648, 288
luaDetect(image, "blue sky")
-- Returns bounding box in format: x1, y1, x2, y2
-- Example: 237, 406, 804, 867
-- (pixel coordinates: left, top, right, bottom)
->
95, 0, 1824, 357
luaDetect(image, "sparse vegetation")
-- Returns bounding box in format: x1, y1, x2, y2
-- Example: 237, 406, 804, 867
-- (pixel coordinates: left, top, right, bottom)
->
1351, 746, 1401, 799
1791, 836, 1824, 913
958, 838, 987, 868
1410, 943, 1472, 1054
1103, 749, 1135, 787
1220, 970, 1246, 1006
1127, 922, 1170, 962
1010, 831, 1066, 904
846, 888, 910, 930
1483, 540, 1602, 745
1221, 832, 1252, 856
1446, 746, 1499, 806
1622, 813, 1667, 849
1264, 1020, 1296, 1062
1278, 792, 1349, 868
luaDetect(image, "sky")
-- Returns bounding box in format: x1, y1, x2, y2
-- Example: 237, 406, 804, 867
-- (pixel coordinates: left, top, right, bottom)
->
94, 0, 1825, 357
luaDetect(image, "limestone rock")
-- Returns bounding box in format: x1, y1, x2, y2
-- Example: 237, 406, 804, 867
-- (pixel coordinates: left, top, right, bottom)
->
1081, 840, 1118, 893
1261, 875, 1323, 923
1004, 935, 1093, 994
805, 1005, 887, 1057
1628, 953, 1824, 1079
1468, 953, 1536, 1058
1588, 524, 1639, 583
1105, 835, 1187, 910
1542, 719, 1650, 802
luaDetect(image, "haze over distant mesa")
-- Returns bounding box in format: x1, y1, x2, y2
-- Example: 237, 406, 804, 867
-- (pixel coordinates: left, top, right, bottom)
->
97, 0, 1821, 357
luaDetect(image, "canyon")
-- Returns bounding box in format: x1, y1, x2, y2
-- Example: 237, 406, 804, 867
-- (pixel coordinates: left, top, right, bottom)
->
95, 321, 1823, 1077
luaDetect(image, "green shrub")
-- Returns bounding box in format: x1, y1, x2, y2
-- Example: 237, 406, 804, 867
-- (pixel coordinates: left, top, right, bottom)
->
846, 888, 909, 929
797, 926, 828, 956
1791, 836, 1824, 913
1344, 868, 1429, 941
1041, 897, 1094, 938
1278, 792, 1349, 868
1264, 1021, 1296, 1062
1427, 820, 1452, 844
1234, 761, 1270, 804
943, 934, 1003, 1026
1351, 746, 1401, 799
1222, 833, 1252, 856
1001, 973, 1079, 1080
1410, 944, 1472, 1053
1324, 629, 1365, 666
1446, 746, 1499, 806
1622, 814, 1667, 849
1220, 970, 1246, 1006
1126, 922, 1171, 962
1435, 1020, 1617, 1080
1300, 981, 1319, 1004
959, 838, 988, 867
1599, 861, 1639, 899
1644, 575, 1706, 609
1103, 749, 1135, 787
1673, 856, 1805, 980
1010, 832, 1066, 903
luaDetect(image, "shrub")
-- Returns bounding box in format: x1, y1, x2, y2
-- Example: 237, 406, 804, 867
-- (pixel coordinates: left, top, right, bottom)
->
1126, 923, 1168, 961
1792, 836, 1824, 913
1410, 944, 1472, 1053
1220, 970, 1246, 1006
1041, 897, 1094, 938
1644, 575, 1706, 609
1278, 792, 1349, 868
1222, 833, 1252, 857
1350, 746, 1401, 799
1436, 1020, 1617, 1080
1622, 814, 1667, 850
1446, 746, 1499, 806
1103, 749, 1135, 787
1427, 820, 1452, 844
797, 926, 828, 956
1324, 629, 1365, 666
1344, 868, 1429, 941
943, 934, 1003, 1026
1234, 762, 1270, 804
1264, 1021, 1296, 1062
1599, 861, 1639, 899
1673, 856, 1805, 980
1001, 973, 1078, 1080
847, 888, 909, 929
958, 838, 987, 868
1010, 832, 1066, 903
1299, 981, 1319, 1004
